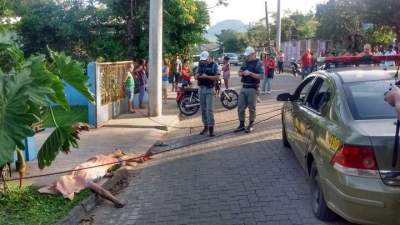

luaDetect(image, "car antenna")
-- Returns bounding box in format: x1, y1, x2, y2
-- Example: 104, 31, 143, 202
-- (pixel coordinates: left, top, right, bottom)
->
396, 62, 400, 86
393, 62, 400, 168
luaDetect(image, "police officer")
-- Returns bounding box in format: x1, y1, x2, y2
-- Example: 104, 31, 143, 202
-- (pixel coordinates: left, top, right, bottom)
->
195, 51, 220, 137
235, 47, 263, 133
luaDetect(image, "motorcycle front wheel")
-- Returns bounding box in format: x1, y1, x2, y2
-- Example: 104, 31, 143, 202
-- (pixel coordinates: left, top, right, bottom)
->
179, 96, 200, 116
220, 89, 239, 110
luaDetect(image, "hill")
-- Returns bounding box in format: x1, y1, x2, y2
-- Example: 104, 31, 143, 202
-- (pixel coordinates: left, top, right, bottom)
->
205, 20, 247, 42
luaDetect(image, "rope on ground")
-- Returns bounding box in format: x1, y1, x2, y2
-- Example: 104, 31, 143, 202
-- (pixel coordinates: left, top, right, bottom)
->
137, 107, 282, 131
6, 112, 282, 182
153, 113, 282, 155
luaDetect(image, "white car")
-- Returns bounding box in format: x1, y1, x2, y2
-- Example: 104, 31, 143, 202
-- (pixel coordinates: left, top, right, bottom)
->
219, 53, 240, 66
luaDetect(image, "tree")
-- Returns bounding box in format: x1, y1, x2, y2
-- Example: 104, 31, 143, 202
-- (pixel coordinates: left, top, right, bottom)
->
163, 0, 209, 57
245, 23, 268, 49
354, 0, 400, 44
279, 12, 317, 41
0, 43, 94, 185
315, 0, 363, 53
98, 0, 149, 59
216, 29, 245, 53
16, 0, 210, 61
17, 1, 113, 62
365, 25, 395, 47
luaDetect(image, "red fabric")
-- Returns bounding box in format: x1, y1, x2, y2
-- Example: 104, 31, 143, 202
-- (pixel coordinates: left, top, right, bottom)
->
263, 58, 276, 74
323, 55, 400, 64
181, 65, 191, 81
301, 53, 312, 67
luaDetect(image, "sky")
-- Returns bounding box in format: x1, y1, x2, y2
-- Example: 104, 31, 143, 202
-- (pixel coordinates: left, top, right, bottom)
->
205, 0, 328, 26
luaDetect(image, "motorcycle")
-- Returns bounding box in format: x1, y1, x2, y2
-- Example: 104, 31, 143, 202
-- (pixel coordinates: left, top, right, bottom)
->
290, 60, 318, 80
290, 59, 302, 77
176, 83, 239, 116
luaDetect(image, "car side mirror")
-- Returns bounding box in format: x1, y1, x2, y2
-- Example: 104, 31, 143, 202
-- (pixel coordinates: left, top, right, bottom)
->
277, 93, 293, 101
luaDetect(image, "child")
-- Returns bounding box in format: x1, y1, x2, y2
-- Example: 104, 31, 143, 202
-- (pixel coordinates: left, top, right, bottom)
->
181, 59, 192, 87
124, 63, 135, 113
162, 59, 170, 104
222, 56, 231, 89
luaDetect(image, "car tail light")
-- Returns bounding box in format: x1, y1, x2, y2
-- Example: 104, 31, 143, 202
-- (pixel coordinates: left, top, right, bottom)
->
331, 145, 379, 178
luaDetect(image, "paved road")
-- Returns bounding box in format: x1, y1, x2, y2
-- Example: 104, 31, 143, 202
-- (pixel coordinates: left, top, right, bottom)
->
86, 74, 353, 225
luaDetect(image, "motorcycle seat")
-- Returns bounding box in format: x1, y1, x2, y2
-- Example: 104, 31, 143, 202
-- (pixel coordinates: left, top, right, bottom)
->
184, 88, 199, 92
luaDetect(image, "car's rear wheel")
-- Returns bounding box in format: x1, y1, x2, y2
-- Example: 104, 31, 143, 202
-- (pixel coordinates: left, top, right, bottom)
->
310, 162, 337, 221
282, 115, 290, 148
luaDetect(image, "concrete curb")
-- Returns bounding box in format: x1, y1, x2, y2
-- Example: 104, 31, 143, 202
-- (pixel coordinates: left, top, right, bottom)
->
103, 114, 181, 132
103, 124, 169, 131
56, 167, 134, 225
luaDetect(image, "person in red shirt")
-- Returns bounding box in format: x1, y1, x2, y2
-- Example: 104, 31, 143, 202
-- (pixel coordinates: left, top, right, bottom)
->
301, 49, 312, 76
181, 59, 192, 87
261, 53, 276, 94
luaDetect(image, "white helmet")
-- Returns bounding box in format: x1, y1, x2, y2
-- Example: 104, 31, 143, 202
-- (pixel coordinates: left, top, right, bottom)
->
244, 47, 256, 56
200, 51, 210, 61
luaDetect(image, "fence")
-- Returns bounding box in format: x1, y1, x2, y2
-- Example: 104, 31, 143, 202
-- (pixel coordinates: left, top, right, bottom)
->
281, 39, 327, 66
88, 61, 134, 128
99, 62, 129, 105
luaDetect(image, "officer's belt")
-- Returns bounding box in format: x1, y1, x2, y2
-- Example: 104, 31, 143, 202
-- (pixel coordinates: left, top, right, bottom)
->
242, 83, 258, 89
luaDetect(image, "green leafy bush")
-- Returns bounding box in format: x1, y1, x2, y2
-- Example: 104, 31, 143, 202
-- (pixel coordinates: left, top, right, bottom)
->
0, 43, 94, 171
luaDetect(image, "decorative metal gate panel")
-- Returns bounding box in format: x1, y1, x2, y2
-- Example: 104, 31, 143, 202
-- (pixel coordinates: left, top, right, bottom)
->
98, 61, 133, 106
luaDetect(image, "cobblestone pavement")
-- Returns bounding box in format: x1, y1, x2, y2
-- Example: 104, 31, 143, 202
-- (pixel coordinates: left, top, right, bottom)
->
87, 74, 353, 225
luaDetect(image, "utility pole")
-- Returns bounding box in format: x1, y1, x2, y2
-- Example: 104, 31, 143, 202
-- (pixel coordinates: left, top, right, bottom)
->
276, 0, 282, 51
265, 1, 271, 50
148, 0, 163, 116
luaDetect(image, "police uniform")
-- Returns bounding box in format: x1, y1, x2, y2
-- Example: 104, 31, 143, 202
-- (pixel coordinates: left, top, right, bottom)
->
236, 59, 263, 132
197, 60, 219, 136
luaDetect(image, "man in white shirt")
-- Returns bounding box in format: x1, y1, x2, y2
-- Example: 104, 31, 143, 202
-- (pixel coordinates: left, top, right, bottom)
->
385, 45, 397, 67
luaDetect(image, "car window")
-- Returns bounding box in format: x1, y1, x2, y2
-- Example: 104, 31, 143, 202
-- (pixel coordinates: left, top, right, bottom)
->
293, 77, 315, 103
308, 78, 333, 113
344, 79, 396, 120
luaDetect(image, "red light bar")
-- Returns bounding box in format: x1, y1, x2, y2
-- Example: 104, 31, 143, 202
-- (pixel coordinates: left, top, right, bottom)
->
318, 55, 400, 64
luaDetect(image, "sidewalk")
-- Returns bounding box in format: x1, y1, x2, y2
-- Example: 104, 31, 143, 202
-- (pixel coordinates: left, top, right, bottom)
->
12, 95, 181, 187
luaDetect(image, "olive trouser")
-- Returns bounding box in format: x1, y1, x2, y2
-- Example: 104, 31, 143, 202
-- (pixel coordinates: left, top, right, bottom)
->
238, 87, 257, 123
199, 86, 215, 127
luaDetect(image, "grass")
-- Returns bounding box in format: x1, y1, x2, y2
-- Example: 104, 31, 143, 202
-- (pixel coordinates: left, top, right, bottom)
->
0, 184, 91, 225
43, 106, 88, 128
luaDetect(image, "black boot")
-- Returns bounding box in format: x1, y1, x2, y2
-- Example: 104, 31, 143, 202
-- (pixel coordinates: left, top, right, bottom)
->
199, 126, 208, 135
245, 121, 254, 133
234, 121, 245, 133
209, 126, 215, 137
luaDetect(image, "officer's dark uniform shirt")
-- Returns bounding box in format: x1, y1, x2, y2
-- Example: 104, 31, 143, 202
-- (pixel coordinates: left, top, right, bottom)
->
197, 61, 219, 88
240, 59, 263, 87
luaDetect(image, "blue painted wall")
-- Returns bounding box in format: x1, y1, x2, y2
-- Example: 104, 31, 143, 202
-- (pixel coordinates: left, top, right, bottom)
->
87, 63, 97, 127
64, 83, 89, 106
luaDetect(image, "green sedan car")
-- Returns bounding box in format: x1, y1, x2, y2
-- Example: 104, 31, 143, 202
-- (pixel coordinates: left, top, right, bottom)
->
277, 67, 400, 225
